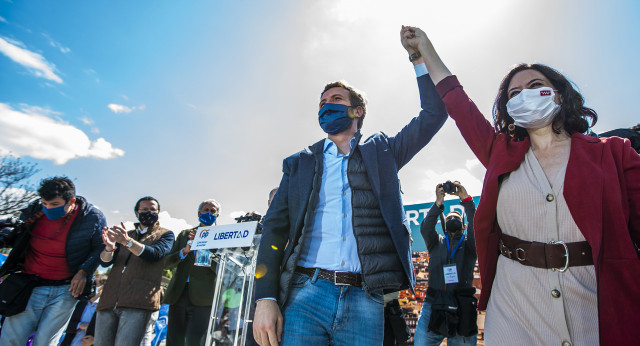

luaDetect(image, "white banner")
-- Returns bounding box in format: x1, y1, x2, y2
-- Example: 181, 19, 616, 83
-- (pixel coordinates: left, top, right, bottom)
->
190, 221, 258, 250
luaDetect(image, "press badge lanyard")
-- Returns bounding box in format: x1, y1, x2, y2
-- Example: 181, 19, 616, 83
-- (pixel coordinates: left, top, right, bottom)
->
445, 232, 465, 264
439, 211, 465, 264
440, 211, 466, 288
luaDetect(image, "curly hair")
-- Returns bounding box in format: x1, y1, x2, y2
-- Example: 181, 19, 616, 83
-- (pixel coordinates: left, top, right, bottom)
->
38, 176, 75, 202
493, 64, 598, 140
321, 81, 367, 130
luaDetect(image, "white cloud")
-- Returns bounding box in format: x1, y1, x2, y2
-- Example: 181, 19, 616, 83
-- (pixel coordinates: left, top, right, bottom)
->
0, 103, 125, 164
107, 103, 145, 114
0, 36, 63, 83
80, 117, 94, 125
229, 210, 247, 220
158, 211, 193, 236
107, 103, 132, 114
81, 116, 100, 134
42, 33, 71, 54
0, 16, 7, 24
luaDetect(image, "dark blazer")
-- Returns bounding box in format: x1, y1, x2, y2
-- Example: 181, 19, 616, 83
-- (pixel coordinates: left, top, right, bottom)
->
163, 228, 217, 306
437, 75, 640, 345
255, 74, 448, 303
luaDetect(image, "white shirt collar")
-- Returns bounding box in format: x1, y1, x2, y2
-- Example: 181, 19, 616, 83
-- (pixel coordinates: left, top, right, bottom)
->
136, 225, 148, 235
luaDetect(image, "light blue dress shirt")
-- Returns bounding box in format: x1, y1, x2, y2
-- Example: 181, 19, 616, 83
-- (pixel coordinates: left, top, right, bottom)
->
298, 137, 361, 273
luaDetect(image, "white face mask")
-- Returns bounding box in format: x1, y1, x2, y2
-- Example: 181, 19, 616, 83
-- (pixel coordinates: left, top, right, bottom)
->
506, 87, 561, 129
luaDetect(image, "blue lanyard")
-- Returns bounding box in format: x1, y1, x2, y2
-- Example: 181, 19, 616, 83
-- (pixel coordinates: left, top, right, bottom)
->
445, 232, 465, 263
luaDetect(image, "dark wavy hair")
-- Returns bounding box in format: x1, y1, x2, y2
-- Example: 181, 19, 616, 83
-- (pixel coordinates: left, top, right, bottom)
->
493, 64, 598, 140
38, 176, 75, 202
321, 81, 367, 129
134, 196, 160, 213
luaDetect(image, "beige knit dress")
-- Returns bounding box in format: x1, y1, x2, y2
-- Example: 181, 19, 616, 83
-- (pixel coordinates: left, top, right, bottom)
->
484, 149, 599, 345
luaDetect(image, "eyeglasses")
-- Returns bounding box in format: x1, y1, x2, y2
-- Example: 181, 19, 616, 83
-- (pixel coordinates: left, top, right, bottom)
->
138, 207, 159, 213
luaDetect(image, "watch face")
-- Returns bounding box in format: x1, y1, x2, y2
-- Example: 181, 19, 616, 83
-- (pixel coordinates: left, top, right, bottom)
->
127, 240, 133, 248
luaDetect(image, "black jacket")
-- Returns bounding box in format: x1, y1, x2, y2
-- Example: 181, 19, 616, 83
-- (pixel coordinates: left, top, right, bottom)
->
420, 199, 476, 294
0, 196, 107, 279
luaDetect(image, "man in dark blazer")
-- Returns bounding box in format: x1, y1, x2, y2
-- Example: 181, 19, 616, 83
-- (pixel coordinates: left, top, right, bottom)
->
163, 199, 220, 346
252, 27, 448, 346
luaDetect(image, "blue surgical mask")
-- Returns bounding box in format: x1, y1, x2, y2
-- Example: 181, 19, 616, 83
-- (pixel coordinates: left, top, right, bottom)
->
318, 103, 355, 135
199, 212, 217, 226
42, 204, 67, 221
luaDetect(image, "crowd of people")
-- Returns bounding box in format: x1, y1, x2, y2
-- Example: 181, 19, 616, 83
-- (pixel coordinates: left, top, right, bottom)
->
0, 24, 639, 346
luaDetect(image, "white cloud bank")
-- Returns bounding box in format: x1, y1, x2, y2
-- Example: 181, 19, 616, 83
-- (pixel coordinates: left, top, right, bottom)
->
0, 103, 125, 164
110, 211, 193, 238
0, 36, 63, 83
107, 104, 146, 114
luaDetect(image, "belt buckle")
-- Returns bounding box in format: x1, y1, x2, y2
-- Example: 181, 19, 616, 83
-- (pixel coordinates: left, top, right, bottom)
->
333, 271, 350, 286
549, 240, 569, 272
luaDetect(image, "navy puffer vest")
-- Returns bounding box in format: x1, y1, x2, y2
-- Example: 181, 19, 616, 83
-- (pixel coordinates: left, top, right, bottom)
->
349, 148, 408, 291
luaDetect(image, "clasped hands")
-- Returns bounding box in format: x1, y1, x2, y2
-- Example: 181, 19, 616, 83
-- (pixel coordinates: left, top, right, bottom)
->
101, 222, 131, 251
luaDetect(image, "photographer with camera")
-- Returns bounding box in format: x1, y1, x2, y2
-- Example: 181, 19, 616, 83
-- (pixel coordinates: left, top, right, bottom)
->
414, 181, 477, 346
0, 176, 107, 346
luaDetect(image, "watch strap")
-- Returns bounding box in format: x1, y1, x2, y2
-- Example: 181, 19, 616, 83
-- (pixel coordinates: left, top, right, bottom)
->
409, 51, 421, 62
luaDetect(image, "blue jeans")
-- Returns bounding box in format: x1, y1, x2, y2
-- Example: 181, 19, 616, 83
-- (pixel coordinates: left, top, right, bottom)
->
281, 272, 384, 346
94, 307, 152, 346
413, 300, 477, 346
0, 284, 78, 346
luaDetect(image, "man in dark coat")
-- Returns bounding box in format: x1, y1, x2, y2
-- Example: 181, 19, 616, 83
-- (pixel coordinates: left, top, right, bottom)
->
252, 27, 448, 345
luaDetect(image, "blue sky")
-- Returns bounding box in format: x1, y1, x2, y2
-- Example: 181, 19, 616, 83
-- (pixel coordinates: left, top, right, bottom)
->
1, 0, 639, 233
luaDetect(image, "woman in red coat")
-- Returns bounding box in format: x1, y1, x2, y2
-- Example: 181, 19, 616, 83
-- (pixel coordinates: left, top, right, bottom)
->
401, 25, 640, 345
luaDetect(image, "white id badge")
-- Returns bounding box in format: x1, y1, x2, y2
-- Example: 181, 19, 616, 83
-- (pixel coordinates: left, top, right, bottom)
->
443, 264, 459, 284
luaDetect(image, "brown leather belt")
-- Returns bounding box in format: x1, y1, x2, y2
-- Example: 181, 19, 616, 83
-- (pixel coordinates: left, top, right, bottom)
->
499, 233, 593, 272
295, 266, 363, 287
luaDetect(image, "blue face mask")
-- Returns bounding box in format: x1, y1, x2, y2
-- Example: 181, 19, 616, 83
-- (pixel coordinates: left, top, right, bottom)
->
318, 103, 355, 135
199, 212, 217, 226
42, 204, 67, 221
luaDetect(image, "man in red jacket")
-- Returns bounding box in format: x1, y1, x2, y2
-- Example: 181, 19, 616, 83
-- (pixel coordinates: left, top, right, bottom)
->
0, 177, 106, 346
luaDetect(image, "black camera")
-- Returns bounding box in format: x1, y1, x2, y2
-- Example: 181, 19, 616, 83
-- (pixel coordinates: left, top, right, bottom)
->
0, 217, 26, 248
235, 212, 263, 234
442, 181, 458, 194
235, 212, 262, 223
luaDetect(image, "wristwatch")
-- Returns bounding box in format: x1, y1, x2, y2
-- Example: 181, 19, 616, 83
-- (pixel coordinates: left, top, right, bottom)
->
126, 239, 134, 248
409, 51, 421, 62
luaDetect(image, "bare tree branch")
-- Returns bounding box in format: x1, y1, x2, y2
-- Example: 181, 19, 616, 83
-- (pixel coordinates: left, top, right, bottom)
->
0, 156, 40, 217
